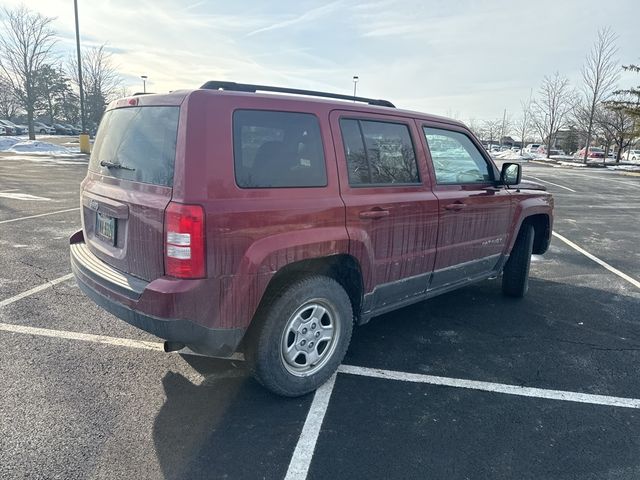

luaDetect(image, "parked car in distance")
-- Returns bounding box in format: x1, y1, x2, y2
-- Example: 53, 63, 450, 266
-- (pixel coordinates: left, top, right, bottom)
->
623, 149, 640, 161
0, 119, 26, 135
70, 81, 554, 397
3, 120, 24, 134
549, 149, 565, 156
0, 125, 5, 135
62, 123, 80, 135
524, 143, 541, 153
34, 121, 56, 135
53, 123, 73, 135
575, 146, 605, 159
0, 119, 17, 135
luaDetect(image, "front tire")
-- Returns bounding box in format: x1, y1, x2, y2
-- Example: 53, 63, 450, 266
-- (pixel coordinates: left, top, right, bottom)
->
246, 275, 353, 397
502, 224, 534, 298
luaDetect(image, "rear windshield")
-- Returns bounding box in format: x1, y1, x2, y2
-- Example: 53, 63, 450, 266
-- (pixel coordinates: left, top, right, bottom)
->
88, 106, 179, 186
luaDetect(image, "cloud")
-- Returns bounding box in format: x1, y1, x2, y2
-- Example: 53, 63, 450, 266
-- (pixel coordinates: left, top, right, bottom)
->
246, 1, 343, 37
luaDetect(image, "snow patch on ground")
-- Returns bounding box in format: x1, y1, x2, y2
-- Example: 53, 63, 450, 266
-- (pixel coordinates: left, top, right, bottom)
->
492, 150, 538, 161
1, 155, 87, 165
5, 140, 78, 155
0, 137, 21, 151
607, 164, 640, 172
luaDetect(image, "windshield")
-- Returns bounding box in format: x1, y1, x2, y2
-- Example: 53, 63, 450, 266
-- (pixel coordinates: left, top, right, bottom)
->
88, 106, 179, 186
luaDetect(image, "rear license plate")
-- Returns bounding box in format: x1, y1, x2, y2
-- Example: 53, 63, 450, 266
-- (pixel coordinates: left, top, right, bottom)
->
96, 213, 116, 245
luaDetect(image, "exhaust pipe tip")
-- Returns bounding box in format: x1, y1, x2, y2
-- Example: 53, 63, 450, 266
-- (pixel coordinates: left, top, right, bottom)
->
164, 341, 186, 353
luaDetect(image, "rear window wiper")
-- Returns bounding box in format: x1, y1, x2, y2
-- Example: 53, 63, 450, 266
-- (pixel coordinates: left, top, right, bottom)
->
100, 160, 136, 171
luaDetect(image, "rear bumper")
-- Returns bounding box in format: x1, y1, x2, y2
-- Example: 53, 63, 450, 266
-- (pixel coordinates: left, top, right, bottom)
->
70, 230, 244, 357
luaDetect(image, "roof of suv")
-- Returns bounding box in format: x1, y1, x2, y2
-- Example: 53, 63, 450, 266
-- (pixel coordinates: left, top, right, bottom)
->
108, 81, 466, 129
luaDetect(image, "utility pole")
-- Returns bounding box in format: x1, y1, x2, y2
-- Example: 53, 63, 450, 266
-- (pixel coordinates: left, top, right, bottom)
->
500, 108, 507, 146
353, 75, 359, 100
141, 75, 148, 94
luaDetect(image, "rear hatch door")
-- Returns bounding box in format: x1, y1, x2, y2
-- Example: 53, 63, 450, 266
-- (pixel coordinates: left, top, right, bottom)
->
81, 104, 180, 281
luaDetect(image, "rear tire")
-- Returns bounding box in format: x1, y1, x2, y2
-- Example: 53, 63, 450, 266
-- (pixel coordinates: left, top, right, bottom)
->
502, 224, 534, 298
246, 275, 353, 397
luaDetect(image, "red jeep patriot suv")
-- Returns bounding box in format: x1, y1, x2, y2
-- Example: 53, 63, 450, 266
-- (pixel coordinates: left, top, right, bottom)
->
70, 81, 553, 396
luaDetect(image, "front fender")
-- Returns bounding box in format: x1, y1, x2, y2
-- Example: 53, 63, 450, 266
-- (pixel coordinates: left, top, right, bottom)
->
505, 193, 554, 254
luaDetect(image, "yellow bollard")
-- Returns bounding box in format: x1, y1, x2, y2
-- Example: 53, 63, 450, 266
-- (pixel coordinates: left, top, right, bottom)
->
79, 134, 91, 154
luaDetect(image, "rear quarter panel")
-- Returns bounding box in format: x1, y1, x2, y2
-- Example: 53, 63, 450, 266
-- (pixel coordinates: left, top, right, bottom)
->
173, 91, 349, 329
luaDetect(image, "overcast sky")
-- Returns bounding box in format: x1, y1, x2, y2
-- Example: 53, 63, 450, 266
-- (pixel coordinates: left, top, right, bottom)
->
2, 0, 639, 122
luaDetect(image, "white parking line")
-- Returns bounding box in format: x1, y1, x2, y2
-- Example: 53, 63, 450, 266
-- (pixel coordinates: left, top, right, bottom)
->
0, 207, 80, 224
0, 322, 165, 351
285, 374, 337, 480
0, 273, 73, 308
551, 171, 640, 188
0, 192, 51, 201
552, 232, 640, 290
524, 175, 576, 192
338, 365, 640, 409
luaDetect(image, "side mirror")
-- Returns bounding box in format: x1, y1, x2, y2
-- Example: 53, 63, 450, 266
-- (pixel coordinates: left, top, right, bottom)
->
500, 162, 521, 186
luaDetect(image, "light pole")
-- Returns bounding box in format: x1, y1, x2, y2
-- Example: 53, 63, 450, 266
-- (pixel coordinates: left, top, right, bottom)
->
141, 75, 148, 94
73, 0, 86, 135
352, 75, 359, 99
73, 0, 90, 153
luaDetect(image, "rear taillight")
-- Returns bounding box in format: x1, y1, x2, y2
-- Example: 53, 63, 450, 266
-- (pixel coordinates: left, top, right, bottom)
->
164, 202, 206, 278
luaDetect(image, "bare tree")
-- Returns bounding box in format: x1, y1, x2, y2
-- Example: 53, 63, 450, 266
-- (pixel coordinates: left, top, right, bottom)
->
482, 119, 502, 148
601, 93, 636, 161
515, 96, 533, 154
533, 72, 576, 158
69, 45, 122, 129
0, 6, 57, 139
579, 27, 619, 163
0, 73, 21, 119
467, 118, 483, 140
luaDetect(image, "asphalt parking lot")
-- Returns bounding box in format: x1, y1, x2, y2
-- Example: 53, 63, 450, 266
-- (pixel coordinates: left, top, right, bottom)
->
1, 153, 639, 480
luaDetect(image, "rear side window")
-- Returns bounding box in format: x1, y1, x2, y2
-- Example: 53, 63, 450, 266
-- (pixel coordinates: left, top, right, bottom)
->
339, 119, 419, 186
423, 127, 492, 184
233, 110, 327, 188
89, 106, 179, 186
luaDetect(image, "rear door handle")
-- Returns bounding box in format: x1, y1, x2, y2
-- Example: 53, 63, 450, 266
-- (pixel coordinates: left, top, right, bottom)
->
444, 202, 466, 211
359, 209, 390, 219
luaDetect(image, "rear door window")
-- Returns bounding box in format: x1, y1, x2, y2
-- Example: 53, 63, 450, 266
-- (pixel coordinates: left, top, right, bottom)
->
233, 110, 327, 188
89, 106, 179, 186
339, 119, 419, 186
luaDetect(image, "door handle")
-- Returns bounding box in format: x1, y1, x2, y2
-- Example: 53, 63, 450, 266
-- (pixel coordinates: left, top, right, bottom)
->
444, 202, 466, 211
359, 209, 390, 219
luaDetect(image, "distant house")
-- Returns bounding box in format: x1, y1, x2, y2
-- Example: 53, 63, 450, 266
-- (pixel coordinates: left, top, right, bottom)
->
554, 127, 581, 154
500, 136, 515, 147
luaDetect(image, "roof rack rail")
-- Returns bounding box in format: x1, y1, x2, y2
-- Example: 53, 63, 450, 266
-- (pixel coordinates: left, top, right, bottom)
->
200, 80, 395, 108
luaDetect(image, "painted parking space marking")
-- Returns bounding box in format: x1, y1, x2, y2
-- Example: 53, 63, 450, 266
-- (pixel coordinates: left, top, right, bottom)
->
7, 318, 640, 412
524, 175, 576, 192
554, 171, 640, 189
0, 273, 73, 308
0, 207, 80, 224
285, 374, 337, 480
552, 231, 640, 290
0, 192, 51, 201
0, 321, 165, 351
338, 365, 640, 409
